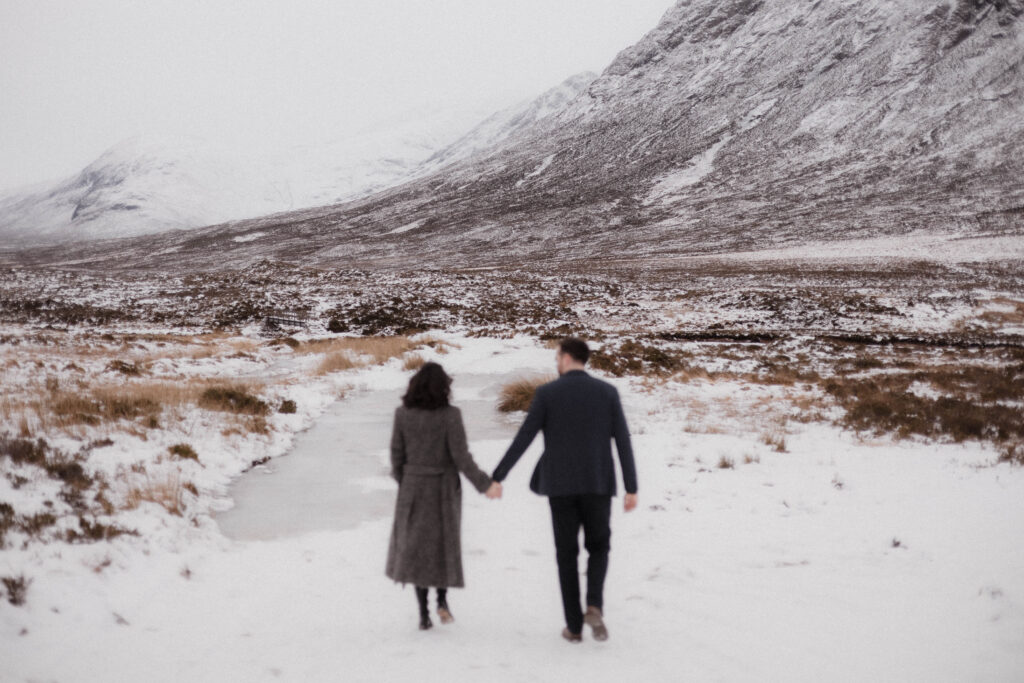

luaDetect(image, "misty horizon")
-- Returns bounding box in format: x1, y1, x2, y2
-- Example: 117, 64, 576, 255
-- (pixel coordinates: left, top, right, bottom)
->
0, 0, 672, 192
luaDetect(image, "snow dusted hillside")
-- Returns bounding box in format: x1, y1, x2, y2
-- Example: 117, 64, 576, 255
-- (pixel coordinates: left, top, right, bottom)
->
0, 136, 289, 244
3, 0, 1022, 270
419, 72, 596, 173
15, 0, 1019, 271
0, 76, 594, 247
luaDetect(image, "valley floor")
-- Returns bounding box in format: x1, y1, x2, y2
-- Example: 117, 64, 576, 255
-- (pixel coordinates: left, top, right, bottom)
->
2, 333, 1022, 682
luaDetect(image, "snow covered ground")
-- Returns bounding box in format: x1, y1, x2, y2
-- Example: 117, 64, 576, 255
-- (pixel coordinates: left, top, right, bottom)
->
2, 332, 1022, 682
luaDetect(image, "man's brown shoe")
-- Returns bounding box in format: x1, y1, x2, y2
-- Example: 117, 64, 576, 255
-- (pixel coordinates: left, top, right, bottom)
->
584, 606, 608, 641
561, 627, 582, 643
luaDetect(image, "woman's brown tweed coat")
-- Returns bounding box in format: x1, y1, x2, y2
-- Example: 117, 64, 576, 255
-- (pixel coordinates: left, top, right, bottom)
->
385, 404, 492, 588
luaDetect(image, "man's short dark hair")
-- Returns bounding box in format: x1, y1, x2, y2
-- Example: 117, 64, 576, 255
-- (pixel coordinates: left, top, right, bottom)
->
558, 337, 590, 365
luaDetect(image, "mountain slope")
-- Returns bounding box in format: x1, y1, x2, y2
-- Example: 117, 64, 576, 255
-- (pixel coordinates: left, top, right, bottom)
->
0, 75, 595, 248
419, 72, 597, 172
0, 136, 289, 243
5, 0, 1023, 270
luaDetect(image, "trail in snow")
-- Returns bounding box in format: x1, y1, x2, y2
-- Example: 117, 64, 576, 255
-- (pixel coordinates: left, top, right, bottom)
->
217, 371, 526, 541
3, 335, 1023, 682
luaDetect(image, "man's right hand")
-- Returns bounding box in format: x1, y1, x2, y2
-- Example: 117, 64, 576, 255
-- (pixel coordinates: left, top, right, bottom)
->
624, 493, 637, 512
486, 481, 503, 499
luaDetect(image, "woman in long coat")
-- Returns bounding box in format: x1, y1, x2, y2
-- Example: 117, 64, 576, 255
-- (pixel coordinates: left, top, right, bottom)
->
386, 362, 497, 630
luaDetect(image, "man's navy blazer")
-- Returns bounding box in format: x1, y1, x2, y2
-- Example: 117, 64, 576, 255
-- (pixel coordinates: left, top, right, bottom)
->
492, 369, 638, 497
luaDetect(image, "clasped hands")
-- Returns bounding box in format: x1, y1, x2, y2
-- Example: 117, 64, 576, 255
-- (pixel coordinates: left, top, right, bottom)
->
486, 482, 637, 512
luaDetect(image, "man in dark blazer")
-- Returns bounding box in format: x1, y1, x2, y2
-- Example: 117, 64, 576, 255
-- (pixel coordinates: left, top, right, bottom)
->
491, 337, 638, 643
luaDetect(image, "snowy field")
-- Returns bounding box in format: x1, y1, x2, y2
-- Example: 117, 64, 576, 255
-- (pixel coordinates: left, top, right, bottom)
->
2, 331, 1023, 682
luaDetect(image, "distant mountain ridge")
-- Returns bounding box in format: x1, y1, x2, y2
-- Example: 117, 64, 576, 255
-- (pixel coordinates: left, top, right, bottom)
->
4, 0, 1022, 270
0, 73, 596, 246
420, 72, 597, 173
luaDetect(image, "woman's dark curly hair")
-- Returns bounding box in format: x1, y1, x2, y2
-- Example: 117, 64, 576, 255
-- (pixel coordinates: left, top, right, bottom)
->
402, 362, 452, 410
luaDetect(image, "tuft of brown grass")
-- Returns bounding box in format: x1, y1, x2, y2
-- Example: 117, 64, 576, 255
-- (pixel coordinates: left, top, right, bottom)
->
825, 368, 1024, 444
2, 574, 32, 606
317, 351, 361, 375
761, 431, 787, 453
168, 443, 198, 461
717, 455, 735, 469
220, 413, 269, 436
309, 336, 419, 375
199, 386, 269, 416
998, 442, 1023, 466
124, 472, 185, 516
403, 353, 426, 371
416, 334, 458, 355
18, 381, 206, 434
498, 376, 555, 413
105, 360, 145, 376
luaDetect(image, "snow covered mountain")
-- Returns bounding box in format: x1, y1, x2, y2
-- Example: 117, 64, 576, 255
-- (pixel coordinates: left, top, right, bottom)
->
419, 72, 597, 172
5, 0, 1023, 269
0, 136, 289, 244
0, 76, 595, 247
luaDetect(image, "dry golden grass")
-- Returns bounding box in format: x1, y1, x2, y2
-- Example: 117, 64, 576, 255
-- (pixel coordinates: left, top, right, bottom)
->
198, 385, 269, 415
977, 298, 1024, 327
498, 376, 555, 412
317, 351, 361, 375
124, 472, 186, 516
5, 375, 269, 437
415, 334, 458, 355
403, 353, 427, 371
220, 413, 269, 437
309, 336, 419, 375
761, 430, 787, 453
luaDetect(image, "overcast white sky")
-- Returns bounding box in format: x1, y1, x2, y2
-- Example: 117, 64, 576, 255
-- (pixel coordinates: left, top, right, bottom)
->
0, 0, 672, 192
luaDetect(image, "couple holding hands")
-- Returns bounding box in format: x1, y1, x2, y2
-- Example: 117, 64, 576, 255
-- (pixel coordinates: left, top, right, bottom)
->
386, 337, 638, 643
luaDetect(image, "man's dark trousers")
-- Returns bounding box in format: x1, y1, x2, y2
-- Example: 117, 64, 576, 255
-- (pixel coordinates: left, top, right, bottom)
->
549, 494, 611, 634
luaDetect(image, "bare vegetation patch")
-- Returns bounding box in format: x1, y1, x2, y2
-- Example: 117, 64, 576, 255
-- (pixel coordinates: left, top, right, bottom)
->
590, 340, 692, 378
0, 434, 134, 545
825, 364, 1024, 444
198, 386, 269, 416
125, 472, 186, 516
999, 443, 1023, 466
498, 376, 555, 413
308, 336, 421, 375
761, 431, 788, 453
317, 351, 361, 374
403, 353, 426, 371
168, 443, 198, 461
65, 516, 135, 543
2, 574, 31, 606
416, 335, 458, 354
105, 359, 145, 376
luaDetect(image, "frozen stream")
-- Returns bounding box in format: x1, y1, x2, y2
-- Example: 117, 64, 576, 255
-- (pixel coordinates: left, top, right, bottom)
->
216, 370, 530, 541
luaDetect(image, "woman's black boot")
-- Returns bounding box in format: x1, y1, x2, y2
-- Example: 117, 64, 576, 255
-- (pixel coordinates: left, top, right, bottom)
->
416, 587, 433, 630
437, 588, 454, 624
